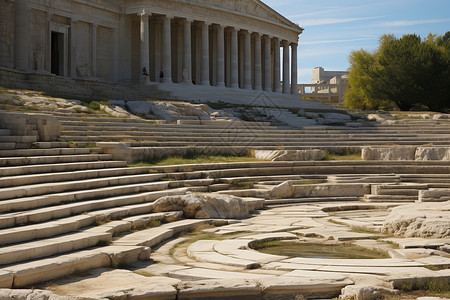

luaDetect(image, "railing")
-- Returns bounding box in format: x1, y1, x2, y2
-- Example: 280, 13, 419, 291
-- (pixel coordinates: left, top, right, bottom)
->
298, 83, 346, 103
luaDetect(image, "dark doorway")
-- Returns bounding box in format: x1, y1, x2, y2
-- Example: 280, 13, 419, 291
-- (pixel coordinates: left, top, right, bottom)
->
51, 31, 64, 75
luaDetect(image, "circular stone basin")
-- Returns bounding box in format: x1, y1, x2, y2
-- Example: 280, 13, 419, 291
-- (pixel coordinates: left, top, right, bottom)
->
251, 241, 390, 259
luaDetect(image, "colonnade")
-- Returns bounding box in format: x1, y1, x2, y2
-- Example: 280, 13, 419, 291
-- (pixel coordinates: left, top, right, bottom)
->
139, 11, 298, 94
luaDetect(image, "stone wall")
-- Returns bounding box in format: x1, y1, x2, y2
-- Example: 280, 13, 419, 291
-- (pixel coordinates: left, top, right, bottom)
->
0, 0, 14, 69
0, 111, 60, 142
97, 25, 113, 81
362, 146, 450, 161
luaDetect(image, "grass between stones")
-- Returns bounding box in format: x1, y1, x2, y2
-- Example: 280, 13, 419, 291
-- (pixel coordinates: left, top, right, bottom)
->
251, 240, 391, 259
324, 149, 362, 161
128, 155, 260, 167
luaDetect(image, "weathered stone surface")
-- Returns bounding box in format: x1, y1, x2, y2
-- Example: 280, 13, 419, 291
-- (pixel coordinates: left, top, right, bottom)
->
153, 193, 252, 219
253, 150, 325, 161
419, 189, 450, 202
270, 181, 294, 199
176, 279, 262, 299
258, 276, 354, 300
415, 147, 450, 161
47, 269, 179, 300
292, 183, 370, 198
339, 285, 398, 300
382, 201, 450, 238
362, 147, 416, 161
0, 289, 79, 300
0, 272, 13, 289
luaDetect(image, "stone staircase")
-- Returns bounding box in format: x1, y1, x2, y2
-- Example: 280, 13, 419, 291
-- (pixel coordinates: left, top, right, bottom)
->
1, 108, 450, 290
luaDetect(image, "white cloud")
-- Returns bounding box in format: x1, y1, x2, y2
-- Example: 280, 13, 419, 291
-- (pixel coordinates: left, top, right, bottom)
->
377, 18, 450, 27
299, 16, 383, 27
301, 37, 375, 46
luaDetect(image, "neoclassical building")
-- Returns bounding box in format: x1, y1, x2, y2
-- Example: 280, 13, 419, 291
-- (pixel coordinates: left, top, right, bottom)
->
0, 0, 303, 94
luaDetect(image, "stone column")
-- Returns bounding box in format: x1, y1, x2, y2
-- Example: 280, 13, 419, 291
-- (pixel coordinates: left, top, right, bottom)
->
263, 35, 271, 92
243, 30, 251, 90
273, 38, 280, 93
113, 27, 119, 81
200, 22, 210, 86
162, 15, 172, 83
14, 0, 29, 70
230, 27, 239, 88
216, 25, 225, 87
291, 43, 298, 95
183, 19, 192, 84
139, 10, 150, 82
69, 19, 77, 77
91, 23, 97, 77
282, 40, 290, 94
253, 33, 262, 91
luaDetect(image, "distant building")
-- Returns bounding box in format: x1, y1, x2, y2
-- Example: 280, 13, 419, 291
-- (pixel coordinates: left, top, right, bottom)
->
312, 67, 348, 85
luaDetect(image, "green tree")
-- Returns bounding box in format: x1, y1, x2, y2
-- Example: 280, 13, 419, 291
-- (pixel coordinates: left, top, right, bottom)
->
344, 32, 450, 112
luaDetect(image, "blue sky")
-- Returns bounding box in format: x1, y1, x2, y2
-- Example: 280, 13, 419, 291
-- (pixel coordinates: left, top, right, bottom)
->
263, 0, 450, 83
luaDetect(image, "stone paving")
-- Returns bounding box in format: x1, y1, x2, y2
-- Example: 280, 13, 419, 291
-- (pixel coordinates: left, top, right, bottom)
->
38, 202, 450, 300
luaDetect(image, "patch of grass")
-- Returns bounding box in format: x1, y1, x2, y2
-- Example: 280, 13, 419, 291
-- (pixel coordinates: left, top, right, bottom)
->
350, 225, 381, 234
398, 277, 450, 294
252, 240, 391, 259
230, 181, 254, 190
324, 149, 362, 161
424, 265, 449, 271
127, 155, 259, 167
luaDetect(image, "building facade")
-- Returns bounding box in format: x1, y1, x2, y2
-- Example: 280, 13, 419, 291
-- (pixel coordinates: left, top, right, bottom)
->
0, 0, 303, 94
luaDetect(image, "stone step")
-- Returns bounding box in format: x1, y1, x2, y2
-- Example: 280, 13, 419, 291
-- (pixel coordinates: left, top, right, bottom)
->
0, 154, 113, 167
1, 245, 148, 288
374, 189, 420, 196
362, 195, 418, 202
0, 136, 37, 143
0, 142, 15, 150
0, 215, 95, 246
56, 116, 145, 123
0, 180, 172, 217
0, 129, 11, 136
0, 160, 127, 177
0, 228, 112, 266
0, 186, 195, 230
0, 172, 167, 201
265, 196, 360, 205
0, 166, 157, 188
0, 147, 97, 157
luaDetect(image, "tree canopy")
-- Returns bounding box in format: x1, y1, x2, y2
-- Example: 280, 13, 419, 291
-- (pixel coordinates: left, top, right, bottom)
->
344, 32, 450, 112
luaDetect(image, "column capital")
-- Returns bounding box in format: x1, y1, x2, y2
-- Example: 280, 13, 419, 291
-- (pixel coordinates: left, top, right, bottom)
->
290, 42, 298, 47
184, 18, 193, 24
252, 32, 261, 38
164, 14, 174, 20
281, 40, 289, 47
138, 9, 151, 18
263, 34, 272, 40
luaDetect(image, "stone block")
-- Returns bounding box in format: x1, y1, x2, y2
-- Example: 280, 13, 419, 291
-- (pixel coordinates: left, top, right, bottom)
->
362, 147, 416, 160
253, 149, 325, 161
340, 285, 398, 300
0, 271, 13, 288
415, 147, 450, 161
292, 183, 370, 198
177, 279, 262, 299
419, 189, 450, 202
7, 251, 111, 287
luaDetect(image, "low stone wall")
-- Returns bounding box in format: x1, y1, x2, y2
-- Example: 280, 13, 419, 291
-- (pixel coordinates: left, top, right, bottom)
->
362, 146, 450, 161
0, 67, 169, 101
254, 149, 325, 161
97, 142, 250, 164
418, 189, 450, 202
0, 111, 60, 142
292, 183, 370, 198
270, 181, 369, 199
